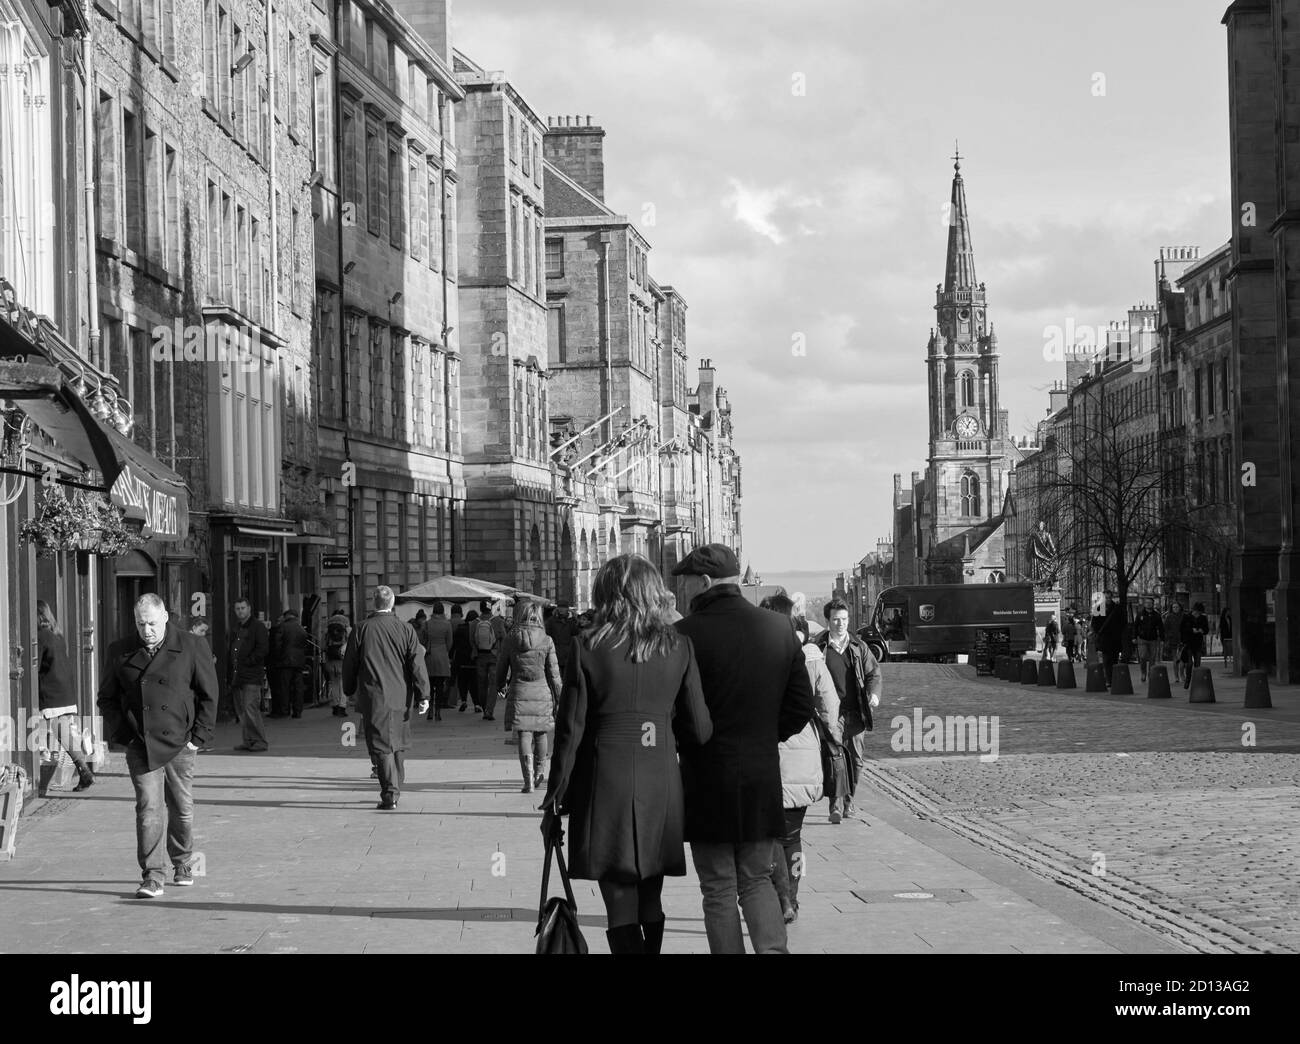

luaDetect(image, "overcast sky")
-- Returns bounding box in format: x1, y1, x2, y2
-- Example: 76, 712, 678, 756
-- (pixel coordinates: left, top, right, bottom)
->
453, 0, 1232, 576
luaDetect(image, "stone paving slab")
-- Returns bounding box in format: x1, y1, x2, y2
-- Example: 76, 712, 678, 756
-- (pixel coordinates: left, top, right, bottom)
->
0, 702, 1180, 955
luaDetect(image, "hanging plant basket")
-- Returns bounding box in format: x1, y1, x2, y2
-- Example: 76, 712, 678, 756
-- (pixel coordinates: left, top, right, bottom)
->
18, 487, 143, 558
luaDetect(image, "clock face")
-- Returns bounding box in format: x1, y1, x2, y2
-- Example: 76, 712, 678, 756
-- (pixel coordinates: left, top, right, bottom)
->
954, 415, 980, 439
957, 307, 971, 321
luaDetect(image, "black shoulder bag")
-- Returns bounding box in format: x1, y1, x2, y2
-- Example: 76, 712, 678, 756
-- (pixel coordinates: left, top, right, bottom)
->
536, 824, 588, 955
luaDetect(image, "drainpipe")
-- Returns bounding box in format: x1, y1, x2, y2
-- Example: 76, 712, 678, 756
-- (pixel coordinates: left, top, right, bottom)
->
81, 5, 102, 728
267, 9, 279, 335
598, 234, 612, 443
332, 0, 355, 623
439, 92, 456, 573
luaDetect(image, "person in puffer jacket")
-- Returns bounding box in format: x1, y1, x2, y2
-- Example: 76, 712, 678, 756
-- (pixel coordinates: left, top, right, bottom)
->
495, 599, 563, 792
760, 597, 842, 924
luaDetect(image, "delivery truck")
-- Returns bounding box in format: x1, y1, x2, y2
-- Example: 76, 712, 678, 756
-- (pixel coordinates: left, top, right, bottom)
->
859, 583, 1037, 664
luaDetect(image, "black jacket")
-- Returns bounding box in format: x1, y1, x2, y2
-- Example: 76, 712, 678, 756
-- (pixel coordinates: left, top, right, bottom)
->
813, 631, 882, 733
228, 617, 269, 685
545, 632, 711, 880
98, 623, 220, 771
1134, 609, 1164, 641
38, 628, 77, 711
673, 584, 814, 842
1092, 602, 1125, 652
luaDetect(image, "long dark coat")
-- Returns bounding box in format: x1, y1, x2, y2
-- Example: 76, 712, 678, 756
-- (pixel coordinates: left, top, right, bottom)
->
98, 623, 220, 771
424, 616, 454, 678
544, 631, 712, 883
343, 611, 430, 755
674, 584, 815, 843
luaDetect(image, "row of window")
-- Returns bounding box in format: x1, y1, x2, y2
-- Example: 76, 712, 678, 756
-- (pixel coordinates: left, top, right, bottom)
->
628, 242, 648, 293
508, 110, 543, 191
1191, 356, 1231, 422
512, 364, 547, 464
99, 316, 175, 466
341, 104, 448, 269
341, 0, 451, 139
103, 0, 179, 66
1186, 271, 1228, 329
200, 2, 304, 162
629, 299, 653, 374
352, 319, 456, 452
1193, 437, 1234, 507
370, 491, 452, 579
94, 92, 182, 277
509, 195, 545, 297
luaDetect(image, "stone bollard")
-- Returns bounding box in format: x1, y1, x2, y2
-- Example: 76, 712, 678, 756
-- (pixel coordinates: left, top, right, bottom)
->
1188, 666, 1216, 703
1110, 663, 1134, 695
1147, 664, 1171, 699
1244, 670, 1272, 709
1085, 663, 1108, 692
1037, 658, 1055, 686
1056, 660, 1077, 689
1019, 658, 1039, 684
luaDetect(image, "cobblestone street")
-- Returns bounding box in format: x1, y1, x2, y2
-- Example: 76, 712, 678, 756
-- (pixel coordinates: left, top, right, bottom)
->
867, 663, 1300, 953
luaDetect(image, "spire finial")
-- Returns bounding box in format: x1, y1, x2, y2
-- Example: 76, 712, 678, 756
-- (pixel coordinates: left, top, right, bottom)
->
953, 140, 962, 172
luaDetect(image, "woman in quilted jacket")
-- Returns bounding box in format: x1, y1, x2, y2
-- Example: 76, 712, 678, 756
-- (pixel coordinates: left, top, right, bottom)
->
495, 599, 564, 792
760, 597, 841, 923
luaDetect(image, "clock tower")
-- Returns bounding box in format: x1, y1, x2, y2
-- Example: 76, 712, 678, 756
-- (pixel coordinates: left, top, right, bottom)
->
922, 150, 1020, 583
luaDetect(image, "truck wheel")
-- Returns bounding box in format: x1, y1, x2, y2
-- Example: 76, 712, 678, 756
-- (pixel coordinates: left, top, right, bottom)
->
867, 642, 887, 662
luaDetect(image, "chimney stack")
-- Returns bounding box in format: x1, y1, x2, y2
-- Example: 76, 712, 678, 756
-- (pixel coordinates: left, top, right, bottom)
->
544, 115, 606, 201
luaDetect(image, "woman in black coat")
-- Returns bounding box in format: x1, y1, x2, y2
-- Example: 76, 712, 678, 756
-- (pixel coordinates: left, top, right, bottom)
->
540, 554, 712, 955
37, 601, 93, 792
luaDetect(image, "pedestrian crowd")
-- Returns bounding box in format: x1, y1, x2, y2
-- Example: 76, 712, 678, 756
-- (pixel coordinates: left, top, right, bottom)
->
1049, 593, 1226, 691
73, 540, 891, 953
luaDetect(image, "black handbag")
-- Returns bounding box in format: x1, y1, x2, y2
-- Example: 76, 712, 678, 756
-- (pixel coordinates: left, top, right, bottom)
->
811, 715, 850, 800
536, 825, 588, 955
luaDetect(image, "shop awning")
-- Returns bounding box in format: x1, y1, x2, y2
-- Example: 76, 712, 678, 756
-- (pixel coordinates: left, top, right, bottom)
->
1, 319, 190, 542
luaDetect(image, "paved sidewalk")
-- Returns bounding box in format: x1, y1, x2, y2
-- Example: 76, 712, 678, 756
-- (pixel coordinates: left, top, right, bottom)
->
0, 703, 1182, 954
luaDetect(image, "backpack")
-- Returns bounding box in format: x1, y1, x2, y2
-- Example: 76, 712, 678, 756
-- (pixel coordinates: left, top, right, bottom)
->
325, 621, 347, 661
475, 617, 497, 653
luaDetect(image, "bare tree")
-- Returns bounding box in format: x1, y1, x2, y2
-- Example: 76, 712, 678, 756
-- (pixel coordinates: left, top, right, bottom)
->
1033, 376, 1231, 641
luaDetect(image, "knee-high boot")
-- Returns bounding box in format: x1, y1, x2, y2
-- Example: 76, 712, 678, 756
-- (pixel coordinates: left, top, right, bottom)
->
606, 923, 645, 955
519, 749, 534, 793
640, 916, 665, 955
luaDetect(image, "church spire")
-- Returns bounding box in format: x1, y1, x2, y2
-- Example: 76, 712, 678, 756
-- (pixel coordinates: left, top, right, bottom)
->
945, 143, 978, 291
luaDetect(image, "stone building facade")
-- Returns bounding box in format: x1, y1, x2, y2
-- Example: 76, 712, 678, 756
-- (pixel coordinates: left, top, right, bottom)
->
1223, 0, 1300, 679
88, 0, 319, 675
316, 0, 464, 622
449, 51, 558, 598
543, 120, 661, 566
1160, 244, 1235, 614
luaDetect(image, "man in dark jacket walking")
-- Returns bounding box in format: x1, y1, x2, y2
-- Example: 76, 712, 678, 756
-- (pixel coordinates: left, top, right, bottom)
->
672, 544, 814, 954
227, 599, 269, 751
344, 585, 430, 810
98, 594, 219, 898
1133, 598, 1164, 682
814, 598, 882, 823
1092, 591, 1126, 685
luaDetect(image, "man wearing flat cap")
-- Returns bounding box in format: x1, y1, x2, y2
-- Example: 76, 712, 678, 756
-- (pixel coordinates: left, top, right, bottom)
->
672, 543, 815, 954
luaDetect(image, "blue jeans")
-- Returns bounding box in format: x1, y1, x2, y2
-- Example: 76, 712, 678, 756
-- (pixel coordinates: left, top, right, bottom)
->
126, 745, 196, 883
476, 658, 499, 716
690, 840, 789, 954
